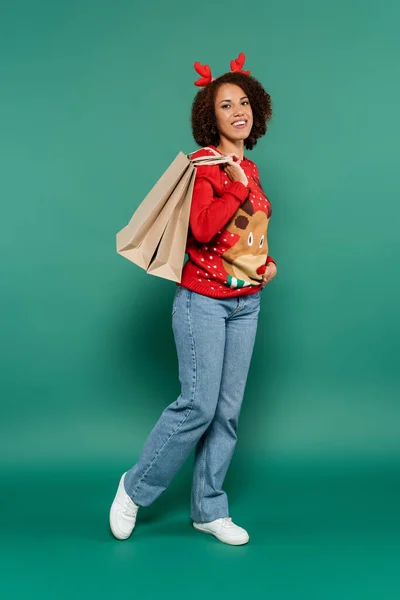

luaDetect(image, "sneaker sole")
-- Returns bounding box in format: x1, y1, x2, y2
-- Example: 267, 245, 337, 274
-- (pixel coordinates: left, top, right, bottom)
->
192, 522, 249, 545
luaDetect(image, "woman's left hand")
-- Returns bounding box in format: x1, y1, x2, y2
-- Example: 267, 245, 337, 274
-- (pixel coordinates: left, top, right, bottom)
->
261, 262, 277, 288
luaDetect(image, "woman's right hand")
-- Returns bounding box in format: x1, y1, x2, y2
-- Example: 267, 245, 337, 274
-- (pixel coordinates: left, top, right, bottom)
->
223, 154, 248, 187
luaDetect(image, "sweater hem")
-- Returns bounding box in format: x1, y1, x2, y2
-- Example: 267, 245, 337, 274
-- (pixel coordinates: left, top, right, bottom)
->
177, 276, 263, 299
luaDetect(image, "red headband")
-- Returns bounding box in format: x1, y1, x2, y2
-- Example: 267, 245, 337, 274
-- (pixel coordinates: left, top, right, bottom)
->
193, 52, 251, 87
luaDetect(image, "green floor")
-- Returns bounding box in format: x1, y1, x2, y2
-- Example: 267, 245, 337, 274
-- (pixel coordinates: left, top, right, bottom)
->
2, 458, 399, 600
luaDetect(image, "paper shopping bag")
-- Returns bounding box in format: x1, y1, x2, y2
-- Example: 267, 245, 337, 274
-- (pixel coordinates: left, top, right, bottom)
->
116, 147, 233, 282
146, 170, 196, 282
116, 151, 191, 269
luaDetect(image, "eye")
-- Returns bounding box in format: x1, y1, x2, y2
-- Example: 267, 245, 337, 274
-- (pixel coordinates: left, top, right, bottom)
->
221, 101, 249, 109
259, 235, 264, 248
248, 232, 253, 246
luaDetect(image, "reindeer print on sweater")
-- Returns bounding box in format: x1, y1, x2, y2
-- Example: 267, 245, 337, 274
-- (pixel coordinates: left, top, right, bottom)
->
222, 197, 272, 288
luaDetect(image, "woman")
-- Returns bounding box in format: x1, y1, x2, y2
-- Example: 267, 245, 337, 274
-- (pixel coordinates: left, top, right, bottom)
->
110, 53, 277, 546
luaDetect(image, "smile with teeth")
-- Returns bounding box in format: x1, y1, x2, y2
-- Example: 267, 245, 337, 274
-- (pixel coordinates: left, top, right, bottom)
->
232, 120, 247, 128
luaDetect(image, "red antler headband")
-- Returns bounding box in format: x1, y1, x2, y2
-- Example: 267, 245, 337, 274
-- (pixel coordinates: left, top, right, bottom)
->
193, 52, 251, 87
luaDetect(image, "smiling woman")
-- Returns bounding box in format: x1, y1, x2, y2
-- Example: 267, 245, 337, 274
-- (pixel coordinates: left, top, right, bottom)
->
184, 58, 276, 295
109, 52, 277, 547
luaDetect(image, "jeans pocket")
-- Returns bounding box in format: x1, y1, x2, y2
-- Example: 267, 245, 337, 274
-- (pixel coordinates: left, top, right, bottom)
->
172, 286, 182, 315
253, 289, 262, 311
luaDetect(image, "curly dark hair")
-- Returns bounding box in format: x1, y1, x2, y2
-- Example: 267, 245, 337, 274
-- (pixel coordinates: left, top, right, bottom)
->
190, 72, 272, 151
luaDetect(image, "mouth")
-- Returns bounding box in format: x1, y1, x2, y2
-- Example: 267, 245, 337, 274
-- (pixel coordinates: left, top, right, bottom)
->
231, 119, 248, 129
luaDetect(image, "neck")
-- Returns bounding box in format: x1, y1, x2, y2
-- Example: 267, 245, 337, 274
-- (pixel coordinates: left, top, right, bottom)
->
215, 137, 245, 160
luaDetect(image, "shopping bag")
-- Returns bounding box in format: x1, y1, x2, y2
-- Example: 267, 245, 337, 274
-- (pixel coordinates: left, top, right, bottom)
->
146, 168, 196, 282
116, 147, 233, 282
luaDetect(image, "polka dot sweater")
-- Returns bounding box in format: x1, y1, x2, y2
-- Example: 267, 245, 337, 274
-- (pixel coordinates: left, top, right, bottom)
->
179, 144, 276, 299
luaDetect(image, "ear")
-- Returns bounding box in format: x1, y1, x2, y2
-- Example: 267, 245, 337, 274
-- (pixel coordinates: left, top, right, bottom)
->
240, 198, 254, 216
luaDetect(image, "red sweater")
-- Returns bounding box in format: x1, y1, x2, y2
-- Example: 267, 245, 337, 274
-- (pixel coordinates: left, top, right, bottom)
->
179, 144, 276, 298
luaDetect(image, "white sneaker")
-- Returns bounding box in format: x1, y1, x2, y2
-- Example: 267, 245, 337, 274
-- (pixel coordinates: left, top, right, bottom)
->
193, 516, 249, 545
109, 472, 140, 540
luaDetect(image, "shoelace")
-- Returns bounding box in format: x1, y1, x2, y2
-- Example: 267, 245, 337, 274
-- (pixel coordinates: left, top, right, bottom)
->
217, 517, 235, 528
122, 497, 138, 520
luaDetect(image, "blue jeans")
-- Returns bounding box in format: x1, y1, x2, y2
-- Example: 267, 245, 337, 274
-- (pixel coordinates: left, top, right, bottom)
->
124, 286, 262, 523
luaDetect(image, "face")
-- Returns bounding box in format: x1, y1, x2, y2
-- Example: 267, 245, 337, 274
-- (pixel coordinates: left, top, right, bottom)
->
214, 83, 253, 142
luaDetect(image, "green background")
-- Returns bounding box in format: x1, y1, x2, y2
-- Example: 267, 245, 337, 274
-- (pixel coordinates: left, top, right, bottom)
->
1, 0, 399, 598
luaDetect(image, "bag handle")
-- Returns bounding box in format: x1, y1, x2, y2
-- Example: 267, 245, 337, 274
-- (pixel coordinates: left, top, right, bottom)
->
187, 146, 233, 166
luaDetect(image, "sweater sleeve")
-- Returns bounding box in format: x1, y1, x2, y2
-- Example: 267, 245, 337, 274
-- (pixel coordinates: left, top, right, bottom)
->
189, 165, 250, 244
266, 255, 276, 266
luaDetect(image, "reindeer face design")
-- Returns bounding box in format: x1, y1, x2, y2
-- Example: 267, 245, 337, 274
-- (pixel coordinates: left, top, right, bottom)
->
222, 198, 271, 284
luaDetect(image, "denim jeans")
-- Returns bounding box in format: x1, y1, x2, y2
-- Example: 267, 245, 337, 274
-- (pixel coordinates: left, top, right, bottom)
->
123, 285, 262, 523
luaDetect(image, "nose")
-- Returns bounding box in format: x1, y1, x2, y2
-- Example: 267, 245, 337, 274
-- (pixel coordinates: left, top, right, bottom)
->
233, 108, 246, 118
